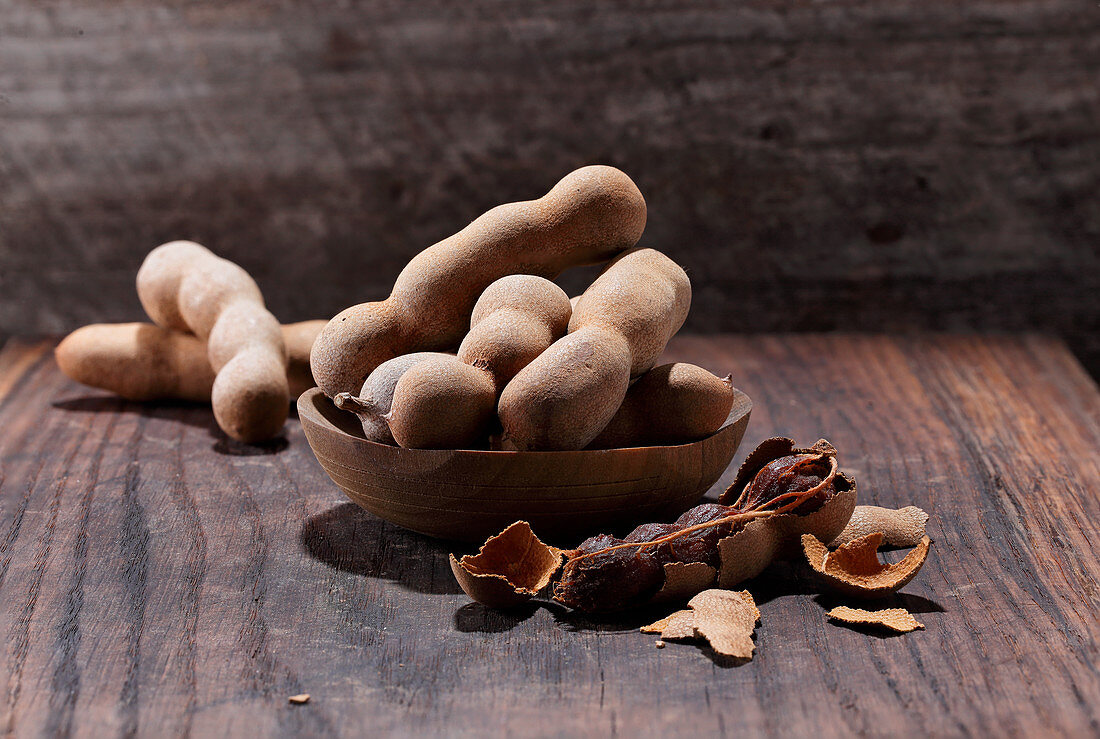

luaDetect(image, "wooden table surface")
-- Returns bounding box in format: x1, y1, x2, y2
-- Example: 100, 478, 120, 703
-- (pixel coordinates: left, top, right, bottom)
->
0, 334, 1097, 737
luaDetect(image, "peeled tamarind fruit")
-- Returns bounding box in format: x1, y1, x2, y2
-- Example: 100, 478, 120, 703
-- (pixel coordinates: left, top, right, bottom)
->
55, 320, 325, 402
499, 248, 691, 451
310, 165, 647, 399
136, 241, 288, 442
586, 363, 735, 449
333, 352, 454, 445
348, 275, 572, 449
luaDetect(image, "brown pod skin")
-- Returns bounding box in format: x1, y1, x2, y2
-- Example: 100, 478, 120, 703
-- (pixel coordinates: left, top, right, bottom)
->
499, 248, 691, 451
55, 321, 324, 402
56, 323, 216, 403
386, 361, 497, 449
380, 276, 571, 449
587, 363, 735, 449
333, 351, 453, 445
458, 276, 572, 393
499, 327, 632, 451
310, 166, 647, 399
137, 241, 289, 442
279, 320, 327, 397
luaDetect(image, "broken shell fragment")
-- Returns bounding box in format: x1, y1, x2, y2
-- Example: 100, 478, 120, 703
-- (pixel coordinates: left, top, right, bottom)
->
827, 606, 925, 633
831, 505, 929, 548
688, 589, 760, 660
450, 521, 563, 608
640, 590, 761, 660
803, 531, 932, 598
641, 609, 697, 641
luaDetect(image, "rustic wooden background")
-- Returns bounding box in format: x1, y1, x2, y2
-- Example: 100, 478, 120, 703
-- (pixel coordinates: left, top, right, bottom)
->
1, 0, 1098, 374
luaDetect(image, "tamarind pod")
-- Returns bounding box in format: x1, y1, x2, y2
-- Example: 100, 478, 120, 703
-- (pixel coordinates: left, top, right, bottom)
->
386, 360, 498, 449
456, 275, 572, 394
499, 248, 691, 451
280, 320, 327, 397
586, 363, 735, 449
333, 352, 454, 445
56, 324, 215, 403
137, 241, 288, 442
310, 165, 647, 399
55, 321, 325, 402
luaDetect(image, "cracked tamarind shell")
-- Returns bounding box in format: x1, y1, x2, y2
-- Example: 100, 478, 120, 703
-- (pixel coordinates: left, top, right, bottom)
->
650, 561, 719, 603
803, 531, 932, 598
715, 438, 858, 589
449, 521, 563, 608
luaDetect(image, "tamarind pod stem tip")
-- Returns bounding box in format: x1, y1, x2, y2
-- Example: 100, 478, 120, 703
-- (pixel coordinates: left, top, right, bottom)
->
334, 392, 380, 416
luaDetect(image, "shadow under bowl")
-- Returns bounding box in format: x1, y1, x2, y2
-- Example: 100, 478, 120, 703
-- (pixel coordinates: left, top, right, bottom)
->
298, 387, 752, 543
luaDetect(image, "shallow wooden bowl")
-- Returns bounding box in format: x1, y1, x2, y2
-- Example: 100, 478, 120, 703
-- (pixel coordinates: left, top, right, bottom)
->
298, 387, 752, 543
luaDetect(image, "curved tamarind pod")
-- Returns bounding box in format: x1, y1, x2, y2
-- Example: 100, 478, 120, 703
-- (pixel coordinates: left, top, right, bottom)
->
499, 248, 691, 451
348, 276, 572, 449
457, 276, 572, 393
586, 363, 735, 449
55, 321, 325, 403
137, 241, 288, 442
310, 165, 647, 399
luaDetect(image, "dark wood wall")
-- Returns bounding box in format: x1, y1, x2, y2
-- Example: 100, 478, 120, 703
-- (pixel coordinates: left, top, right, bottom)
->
2, 1, 1098, 373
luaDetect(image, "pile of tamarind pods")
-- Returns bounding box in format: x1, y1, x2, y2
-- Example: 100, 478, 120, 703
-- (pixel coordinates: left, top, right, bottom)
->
317, 165, 737, 451
57, 165, 737, 450
57, 241, 326, 443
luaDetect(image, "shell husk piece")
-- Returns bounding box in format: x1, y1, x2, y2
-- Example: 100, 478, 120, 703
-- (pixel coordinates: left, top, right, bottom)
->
827, 606, 925, 633
641, 609, 697, 640
638, 611, 677, 633
640, 589, 760, 659
803, 532, 932, 598
831, 505, 929, 548
717, 481, 857, 589
688, 589, 760, 659
450, 521, 563, 608
651, 562, 717, 603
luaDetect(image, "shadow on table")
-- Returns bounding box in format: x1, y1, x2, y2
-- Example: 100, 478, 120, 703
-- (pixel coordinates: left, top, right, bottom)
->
453, 602, 541, 633
301, 502, 465, 595
52, 394, 290, 456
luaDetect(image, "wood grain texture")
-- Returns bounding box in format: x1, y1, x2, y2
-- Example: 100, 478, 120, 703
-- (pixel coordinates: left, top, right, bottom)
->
0, 334, 1097, 736
1, 1, 1098, 375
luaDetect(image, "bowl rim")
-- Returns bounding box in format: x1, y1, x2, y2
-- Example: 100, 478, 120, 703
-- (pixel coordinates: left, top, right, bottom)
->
297, 386, 753, 458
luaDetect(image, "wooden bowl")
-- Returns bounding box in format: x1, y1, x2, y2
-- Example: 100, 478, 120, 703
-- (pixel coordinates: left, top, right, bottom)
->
298, 387, 751, 543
